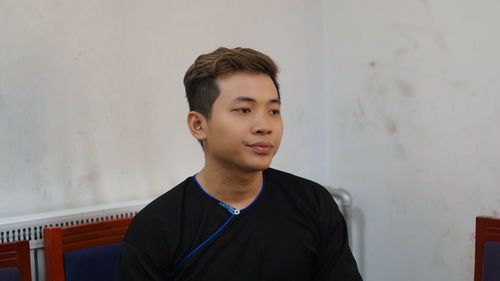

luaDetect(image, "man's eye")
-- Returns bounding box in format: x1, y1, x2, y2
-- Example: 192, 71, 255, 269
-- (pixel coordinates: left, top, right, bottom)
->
270, 109, 281, 115
234, 108, 251, 113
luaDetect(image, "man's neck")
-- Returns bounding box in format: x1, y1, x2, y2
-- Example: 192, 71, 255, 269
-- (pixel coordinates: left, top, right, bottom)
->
196, 164, 263, 210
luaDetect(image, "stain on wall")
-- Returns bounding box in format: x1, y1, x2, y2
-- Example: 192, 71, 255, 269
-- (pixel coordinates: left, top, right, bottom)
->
385, 119, 398, 134
356, 98, 366, 117
395, 80, 414, 98
420, 0, 431, 14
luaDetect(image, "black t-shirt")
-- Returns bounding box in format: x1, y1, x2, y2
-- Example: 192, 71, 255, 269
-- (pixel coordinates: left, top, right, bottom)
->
119, 168, 362, 281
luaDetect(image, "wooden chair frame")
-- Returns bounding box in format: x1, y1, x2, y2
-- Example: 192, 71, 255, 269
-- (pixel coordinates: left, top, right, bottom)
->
0, 240, 32, 281
474, 216, 500, 281
44, 217, 132, 281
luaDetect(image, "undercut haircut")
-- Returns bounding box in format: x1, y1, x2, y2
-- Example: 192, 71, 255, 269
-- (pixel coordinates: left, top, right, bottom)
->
183, 47, 280, 119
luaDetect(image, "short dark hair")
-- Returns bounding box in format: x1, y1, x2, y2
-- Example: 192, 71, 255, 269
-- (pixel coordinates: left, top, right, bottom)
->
183, 47, 280, 119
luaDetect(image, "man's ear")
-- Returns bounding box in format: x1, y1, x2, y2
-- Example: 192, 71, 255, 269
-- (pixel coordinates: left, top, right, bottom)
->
187, 111, 207, 141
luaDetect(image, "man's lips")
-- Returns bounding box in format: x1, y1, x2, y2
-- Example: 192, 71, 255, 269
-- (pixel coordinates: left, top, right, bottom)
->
246, 142, 274, 154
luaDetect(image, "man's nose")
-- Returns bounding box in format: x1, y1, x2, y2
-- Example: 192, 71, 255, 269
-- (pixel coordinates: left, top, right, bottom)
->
251, 113, 272, 135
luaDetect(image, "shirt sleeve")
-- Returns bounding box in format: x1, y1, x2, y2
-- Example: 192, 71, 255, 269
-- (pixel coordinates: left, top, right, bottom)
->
313, 187, 363, 281
118, 204, 174, 281
118, 241, 172, 281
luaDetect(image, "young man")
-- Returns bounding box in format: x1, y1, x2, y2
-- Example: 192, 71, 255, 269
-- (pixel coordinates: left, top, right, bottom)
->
119, 47, 362, 280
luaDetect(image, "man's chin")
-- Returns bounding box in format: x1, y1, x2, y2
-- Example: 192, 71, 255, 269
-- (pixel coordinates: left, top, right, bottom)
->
230, 157, 273, 173
246, 161, 272, 172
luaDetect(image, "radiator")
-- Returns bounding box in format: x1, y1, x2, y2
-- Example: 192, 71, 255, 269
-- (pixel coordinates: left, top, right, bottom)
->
0, 198, 153, 281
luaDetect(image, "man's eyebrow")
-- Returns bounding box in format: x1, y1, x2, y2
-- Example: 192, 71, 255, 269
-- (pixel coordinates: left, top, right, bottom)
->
232, 96, 281, 104
233, 96, 256, 103
269, 98, 281, 105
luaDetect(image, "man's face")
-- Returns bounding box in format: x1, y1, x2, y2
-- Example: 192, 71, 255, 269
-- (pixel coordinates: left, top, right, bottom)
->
202, 72, 283, 172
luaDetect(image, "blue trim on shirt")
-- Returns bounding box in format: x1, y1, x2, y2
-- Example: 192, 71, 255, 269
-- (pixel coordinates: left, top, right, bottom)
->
171, 215, 235, 275
171, 174, 265, 275
192, 174, 265, 213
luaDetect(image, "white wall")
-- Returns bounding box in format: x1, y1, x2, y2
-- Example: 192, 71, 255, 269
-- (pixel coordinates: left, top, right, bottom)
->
0, 0, 328, 217
325, 0, 500, 280
4, 1, 497, 280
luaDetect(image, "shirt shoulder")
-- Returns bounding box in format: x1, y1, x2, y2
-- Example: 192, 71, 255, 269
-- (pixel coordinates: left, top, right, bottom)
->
133, 178, 189, 224
264, 167, 333, 202
124, 177, 193, 251
264, 167, 343, 225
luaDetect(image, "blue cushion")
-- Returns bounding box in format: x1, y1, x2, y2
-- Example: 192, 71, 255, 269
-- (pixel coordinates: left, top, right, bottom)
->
482, 241, 500, 281
63, 242, 123, 281
0, 267, 21, 281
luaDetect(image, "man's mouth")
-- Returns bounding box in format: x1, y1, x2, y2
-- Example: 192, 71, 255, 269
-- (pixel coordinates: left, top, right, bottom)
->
247, 142, 274, 154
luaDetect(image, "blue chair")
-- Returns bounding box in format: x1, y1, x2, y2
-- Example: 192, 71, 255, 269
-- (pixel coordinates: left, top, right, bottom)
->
43, 218, 132, 281
0, 240, 32, 281
475, 217, 500, 281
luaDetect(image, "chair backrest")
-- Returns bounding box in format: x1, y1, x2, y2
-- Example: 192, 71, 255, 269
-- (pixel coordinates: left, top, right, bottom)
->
474, 216, 500, 281
44, 217, 132, 281
0, 240, 32, 281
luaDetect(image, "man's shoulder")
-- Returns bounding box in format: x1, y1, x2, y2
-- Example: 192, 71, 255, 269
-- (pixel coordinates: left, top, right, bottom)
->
264, 167, 332, 200
126, 177, 193, 237
141, 178, 191, 214
265, 167, 327, 190
264, 168, 341, 226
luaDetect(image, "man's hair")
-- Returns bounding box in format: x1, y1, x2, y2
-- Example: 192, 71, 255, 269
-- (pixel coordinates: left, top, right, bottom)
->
183, 47, 280, 119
